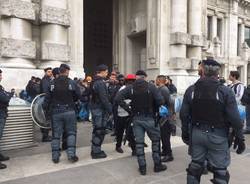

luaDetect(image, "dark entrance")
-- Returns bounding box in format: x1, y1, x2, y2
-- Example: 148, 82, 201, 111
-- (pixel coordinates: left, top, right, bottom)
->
84, 0, 113, 76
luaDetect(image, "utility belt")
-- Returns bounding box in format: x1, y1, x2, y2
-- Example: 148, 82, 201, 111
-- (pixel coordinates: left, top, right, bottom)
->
192, 121, 227, 130
52, 104, 75, 113
133, 111, 154, 117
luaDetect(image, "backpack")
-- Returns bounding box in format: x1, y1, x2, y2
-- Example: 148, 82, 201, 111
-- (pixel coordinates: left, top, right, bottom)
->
241, 85, 250, 105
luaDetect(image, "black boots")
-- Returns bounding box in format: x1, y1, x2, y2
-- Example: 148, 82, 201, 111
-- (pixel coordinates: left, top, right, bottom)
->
42, 135, 52, 142
162, 153, 174, 162
91, 151, 107, 159
139, 165, 147, 175
68, 156, 79, 163
0, 153, 9, 169
0, 153, 9, 162
115, 147, 124, 153
0, 162, 6, 169
154, 163, 167, 173
52, 158, 60, 164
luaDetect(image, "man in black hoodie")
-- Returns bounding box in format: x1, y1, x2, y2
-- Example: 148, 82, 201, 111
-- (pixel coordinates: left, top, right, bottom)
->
90, 64, 112, 159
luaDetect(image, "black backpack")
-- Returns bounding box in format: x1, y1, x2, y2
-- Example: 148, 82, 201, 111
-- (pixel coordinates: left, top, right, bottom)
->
241, 85, 250, 105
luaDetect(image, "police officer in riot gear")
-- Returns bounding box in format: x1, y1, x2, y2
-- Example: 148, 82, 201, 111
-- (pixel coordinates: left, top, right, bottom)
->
43, 64, 81, 163
180, 59, 245, 184
0, 69, 12, 169
40, 67, 53, 142
90, 64, 112, 159
115, 70, 167, 175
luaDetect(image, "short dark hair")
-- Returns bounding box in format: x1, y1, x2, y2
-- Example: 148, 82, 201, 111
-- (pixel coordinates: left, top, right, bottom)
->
230, 71, 240, 80
44, 67, 52, 72
0, 69, 2, 73
157, 75, 166, 81
135, 70, 147, 77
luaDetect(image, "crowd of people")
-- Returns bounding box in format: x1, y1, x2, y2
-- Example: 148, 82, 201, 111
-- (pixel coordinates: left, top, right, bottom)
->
0, 59, 248, 184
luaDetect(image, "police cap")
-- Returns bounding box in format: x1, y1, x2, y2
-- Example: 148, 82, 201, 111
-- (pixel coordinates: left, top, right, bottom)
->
135, 70, 147, 77
202, 59, 221, 67
52, 67, 60, 77
59, 64, 70, 71
96, 64, 108, 72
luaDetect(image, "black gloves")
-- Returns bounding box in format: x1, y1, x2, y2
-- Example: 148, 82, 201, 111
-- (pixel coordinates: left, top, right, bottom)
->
182, 132, 189, 145
233, 137, 246, 154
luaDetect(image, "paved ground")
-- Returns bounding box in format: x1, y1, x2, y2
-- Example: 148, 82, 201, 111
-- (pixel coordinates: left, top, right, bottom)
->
1, 123, 250, 184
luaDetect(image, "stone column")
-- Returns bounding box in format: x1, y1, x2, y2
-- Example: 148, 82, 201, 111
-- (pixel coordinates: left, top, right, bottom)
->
40, 0, 71, 69
169, 0, 192, 94
68, 0, 84, 77
228, 0, 238, 58
169, 0, 189, 70
212, 15, 217, 39
0, 0, 36, 68
188, 0, 203, 69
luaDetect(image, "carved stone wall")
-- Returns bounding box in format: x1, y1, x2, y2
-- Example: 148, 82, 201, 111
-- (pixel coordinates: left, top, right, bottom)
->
0, 38, 36, 59
207, 0, 230, 10
41, 42, 70, 61
0, 0, 35, 20
40, 5, 70, 26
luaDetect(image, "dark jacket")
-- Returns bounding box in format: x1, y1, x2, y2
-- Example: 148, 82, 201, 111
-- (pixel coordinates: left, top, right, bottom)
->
158, 85, 171, 107
0, 85, 12, 117
115, 79, 164, 115
41, 75, 51, 94
167, 84, 177, 94
180, 77, 244, 139
78, 84, 91, 103
90, 76, 112, 113
26, 80, 40, 99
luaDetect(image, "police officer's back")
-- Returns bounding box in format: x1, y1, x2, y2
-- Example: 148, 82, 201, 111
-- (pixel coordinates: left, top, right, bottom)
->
180, 59, 245, 184
115, 70, 167, 175
43, 64, 80, 164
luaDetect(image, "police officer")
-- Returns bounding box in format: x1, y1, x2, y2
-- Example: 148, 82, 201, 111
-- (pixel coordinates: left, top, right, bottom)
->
0, 69, 12, 169
180, 59, 246, 184
90, 64, 112, 159
43, 64, 80, 163
155, 75, 174, 162
115, 70, 167, 175
40, 67, 53, 142
51, 67, 67, 151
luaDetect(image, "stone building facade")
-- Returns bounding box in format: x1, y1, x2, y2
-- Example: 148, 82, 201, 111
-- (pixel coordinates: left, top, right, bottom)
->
0, 0, 83, 90
2, 0, 250, 94
84, 0, 250, 93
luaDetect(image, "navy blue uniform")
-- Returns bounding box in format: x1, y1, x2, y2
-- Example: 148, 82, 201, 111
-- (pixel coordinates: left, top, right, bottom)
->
90, 76, 112, 155
43, 76, 81, 161
180, 77, 244, 184
115, 79, 164, 170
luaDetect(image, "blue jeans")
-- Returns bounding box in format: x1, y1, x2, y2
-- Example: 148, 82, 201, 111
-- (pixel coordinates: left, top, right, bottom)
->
51, 110, 77, 160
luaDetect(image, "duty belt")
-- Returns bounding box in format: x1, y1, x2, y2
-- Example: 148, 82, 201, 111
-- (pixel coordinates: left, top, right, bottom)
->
134, 112, 154, 117
192, 122, 226, 129
53, 104, 74, 110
